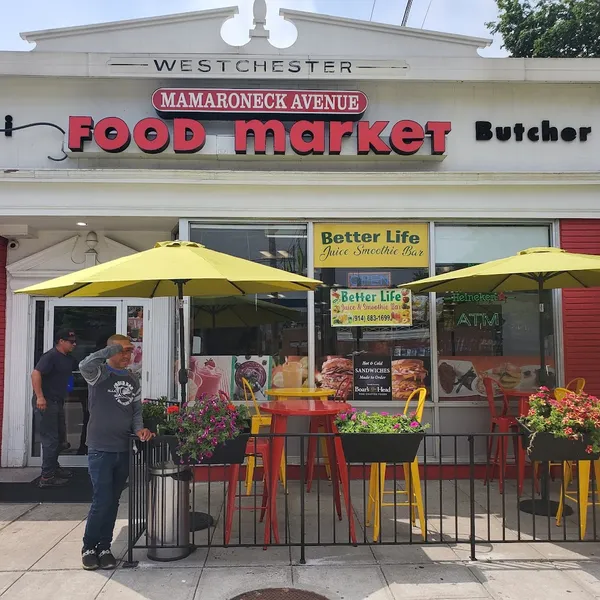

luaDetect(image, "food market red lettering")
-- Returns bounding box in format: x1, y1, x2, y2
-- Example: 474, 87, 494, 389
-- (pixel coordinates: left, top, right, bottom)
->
426, 121, 452, 154
329, 122, 354, 154
133, 118, 170, 154
389, 120, 424, 155
234, 119, 286, 154
357, 121, 391, 155
67, 116, 452, 156
95, 117, 131, 153
68, 116, 94, 152
173, 119, 206, 153
289, 121, 326, 155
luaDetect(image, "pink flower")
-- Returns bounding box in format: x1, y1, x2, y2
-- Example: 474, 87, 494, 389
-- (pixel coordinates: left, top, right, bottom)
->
351, 414, 357, 421
393, 423, 400, 430
381, 412, 389, 417
360, 420, 368, 427
410, 421, 419, 428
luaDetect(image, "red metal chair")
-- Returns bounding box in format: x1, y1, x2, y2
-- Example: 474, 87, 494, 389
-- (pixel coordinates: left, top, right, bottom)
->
483, 377, 520, 494
224, 437, 277, 546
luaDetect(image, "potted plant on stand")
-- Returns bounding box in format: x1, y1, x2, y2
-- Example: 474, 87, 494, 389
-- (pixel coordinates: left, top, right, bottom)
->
335, 408, 429, 463
520, 387, 600, 461
175, 395, 251, 465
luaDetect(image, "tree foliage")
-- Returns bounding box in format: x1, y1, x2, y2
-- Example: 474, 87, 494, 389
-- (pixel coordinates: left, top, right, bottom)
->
487, 0, 600, 58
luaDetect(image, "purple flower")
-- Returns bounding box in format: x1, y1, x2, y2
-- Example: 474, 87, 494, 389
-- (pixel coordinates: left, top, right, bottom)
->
393, 423, 400, 430
338, 413, 347, 421
410, 421, 419, 428
381, 412, 389, 417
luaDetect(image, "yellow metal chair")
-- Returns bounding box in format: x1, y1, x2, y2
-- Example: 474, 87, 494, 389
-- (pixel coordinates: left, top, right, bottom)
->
566, 378, 586, 394
242, 378, 287, 495
366, 387, 428, 542
556, 460, 600, 538
554, 387, 570, 401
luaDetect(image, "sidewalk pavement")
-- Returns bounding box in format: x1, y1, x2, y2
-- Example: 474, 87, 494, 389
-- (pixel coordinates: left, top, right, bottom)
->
3, 502, 600, 600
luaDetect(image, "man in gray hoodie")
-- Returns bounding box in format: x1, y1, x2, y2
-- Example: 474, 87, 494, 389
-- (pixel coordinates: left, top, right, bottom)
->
79, 334, 153, 571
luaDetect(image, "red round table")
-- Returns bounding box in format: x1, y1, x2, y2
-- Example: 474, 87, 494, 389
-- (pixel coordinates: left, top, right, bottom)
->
259, 399, 357, 546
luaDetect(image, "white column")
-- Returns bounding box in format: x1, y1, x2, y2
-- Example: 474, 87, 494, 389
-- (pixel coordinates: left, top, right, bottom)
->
148, 297, 173, 399
1, 277, 32, 467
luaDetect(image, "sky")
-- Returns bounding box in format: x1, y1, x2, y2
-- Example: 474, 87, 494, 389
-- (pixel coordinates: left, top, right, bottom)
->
0, 0, 507, 56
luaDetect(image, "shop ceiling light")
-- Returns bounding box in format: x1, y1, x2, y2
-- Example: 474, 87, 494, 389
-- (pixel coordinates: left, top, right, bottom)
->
260, 251, 276, 258
278, 250, 290, 258
77, 222, 87, 227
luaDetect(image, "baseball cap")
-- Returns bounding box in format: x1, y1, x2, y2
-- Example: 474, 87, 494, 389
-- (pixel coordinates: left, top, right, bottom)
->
55, 329, 77, 344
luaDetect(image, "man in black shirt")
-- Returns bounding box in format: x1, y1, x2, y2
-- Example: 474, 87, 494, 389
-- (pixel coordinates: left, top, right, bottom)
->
32, 329, 78, 487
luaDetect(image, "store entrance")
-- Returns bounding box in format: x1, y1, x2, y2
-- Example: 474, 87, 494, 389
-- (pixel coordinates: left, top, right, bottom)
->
29, 299, 148, 468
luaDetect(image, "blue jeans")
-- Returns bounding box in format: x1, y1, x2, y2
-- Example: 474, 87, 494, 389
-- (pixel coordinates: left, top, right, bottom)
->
83, 449, 129, 551
35, 401, 65, 479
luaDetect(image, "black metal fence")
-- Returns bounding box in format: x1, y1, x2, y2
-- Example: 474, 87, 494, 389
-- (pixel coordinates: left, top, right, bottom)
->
125, 432, 600, 566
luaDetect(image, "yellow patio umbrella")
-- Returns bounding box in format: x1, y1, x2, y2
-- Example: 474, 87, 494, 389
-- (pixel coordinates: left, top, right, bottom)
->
403, 247, 600, 384
17, 240, 321, 402
403, 246, 600, 517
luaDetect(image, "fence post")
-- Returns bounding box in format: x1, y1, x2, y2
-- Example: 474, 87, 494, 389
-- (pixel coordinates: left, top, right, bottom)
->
300, 435, 306, 564
468, 435, 477, 561
124, 437, 139, 568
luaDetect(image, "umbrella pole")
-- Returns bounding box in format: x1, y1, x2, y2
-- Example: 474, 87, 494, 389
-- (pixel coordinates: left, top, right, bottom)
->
177, 281, 188, 404
519, 277, 572, 517
175, 280, 215, 531
538, 277, 547, 387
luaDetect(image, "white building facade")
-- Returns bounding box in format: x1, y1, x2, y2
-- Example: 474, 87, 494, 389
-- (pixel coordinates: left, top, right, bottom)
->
1, 3, 600, 468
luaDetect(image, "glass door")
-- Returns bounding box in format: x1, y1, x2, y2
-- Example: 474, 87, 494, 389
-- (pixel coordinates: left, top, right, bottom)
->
29, 299, 149, 467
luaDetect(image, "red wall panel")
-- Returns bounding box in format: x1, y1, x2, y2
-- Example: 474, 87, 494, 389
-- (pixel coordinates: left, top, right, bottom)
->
0, 237, 6, 459
561, 221, 600, 396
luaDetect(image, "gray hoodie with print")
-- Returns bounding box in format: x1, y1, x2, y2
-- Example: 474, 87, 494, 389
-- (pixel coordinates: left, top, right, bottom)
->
79, 345, 143, 452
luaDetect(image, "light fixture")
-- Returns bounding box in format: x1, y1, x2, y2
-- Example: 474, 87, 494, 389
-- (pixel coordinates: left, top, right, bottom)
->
85, 231, 99, 252
277, 250, 290, 258
77, 222, 87, 227
260, 251, 276, 258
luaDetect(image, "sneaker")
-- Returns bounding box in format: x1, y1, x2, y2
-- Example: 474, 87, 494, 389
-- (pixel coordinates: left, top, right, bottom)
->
38, 475, 70, 488
55, 467, 73, 478
81, 549, 99, 571
97, 549, 117, 570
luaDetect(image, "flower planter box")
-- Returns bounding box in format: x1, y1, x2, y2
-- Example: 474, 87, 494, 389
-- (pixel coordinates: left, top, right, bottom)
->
339, 433, 424, 464
151, 431, 251, 465
519, 422, 600, 462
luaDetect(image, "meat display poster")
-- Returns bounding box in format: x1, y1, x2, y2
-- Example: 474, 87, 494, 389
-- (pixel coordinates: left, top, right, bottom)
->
353, 354, 392, 400
437, 356, 556, 400
330, 288, 412, 327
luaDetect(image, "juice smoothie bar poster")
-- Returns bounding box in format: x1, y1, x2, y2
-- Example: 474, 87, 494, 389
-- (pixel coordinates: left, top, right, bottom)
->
186, 355, 273, 403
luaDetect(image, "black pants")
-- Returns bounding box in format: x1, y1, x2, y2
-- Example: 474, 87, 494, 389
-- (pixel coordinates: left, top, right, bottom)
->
35, 401, 64, 478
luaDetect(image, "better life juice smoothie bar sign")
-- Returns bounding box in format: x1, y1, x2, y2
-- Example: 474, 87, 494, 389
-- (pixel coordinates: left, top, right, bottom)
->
331, 288, 413, 327
314, 223, 429, 268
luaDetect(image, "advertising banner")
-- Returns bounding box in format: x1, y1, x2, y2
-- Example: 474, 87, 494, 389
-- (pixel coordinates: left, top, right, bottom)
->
314, 223, 429, 268
330, 288, 412, 327
353, 354, 392, 400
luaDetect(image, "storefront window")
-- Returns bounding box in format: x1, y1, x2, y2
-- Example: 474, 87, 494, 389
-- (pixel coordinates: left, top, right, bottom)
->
188, 224, 308, 403
313, 223, 431, 402
435, 225, 555, 400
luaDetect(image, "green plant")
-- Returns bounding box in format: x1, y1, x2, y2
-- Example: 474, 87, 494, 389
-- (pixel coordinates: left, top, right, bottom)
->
520, 387, 600, 454
142, 397, 179, 434
176, 395, 250, 463
335, 408, 429, 434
